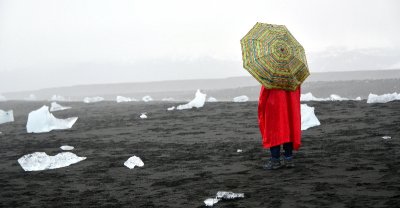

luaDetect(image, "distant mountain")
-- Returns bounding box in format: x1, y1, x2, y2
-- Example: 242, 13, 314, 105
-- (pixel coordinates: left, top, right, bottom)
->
307, 48, 400, 72
2, 69, 400, 101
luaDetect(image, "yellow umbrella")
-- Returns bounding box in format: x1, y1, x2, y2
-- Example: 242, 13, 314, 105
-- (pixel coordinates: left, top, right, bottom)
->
240, 22, 310, 91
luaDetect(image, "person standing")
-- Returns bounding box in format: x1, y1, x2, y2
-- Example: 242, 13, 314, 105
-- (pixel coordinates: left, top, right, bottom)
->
258, 85, 301, 170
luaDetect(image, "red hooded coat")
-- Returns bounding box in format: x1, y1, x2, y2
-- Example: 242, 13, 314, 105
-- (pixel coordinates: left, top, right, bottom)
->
258, 86, 302, 150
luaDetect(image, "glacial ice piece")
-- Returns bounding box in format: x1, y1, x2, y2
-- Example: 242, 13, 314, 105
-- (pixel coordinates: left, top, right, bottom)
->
50, 95, 66, 101
367, 92, 400, 103
216, 191, 245, 200
50, 102, 71, 112
329, 94, 349, 101
0, 110, 14, 125
382, 136, 391, 140
124, 156, 144, 169
18, 152, 86, 171
207, 97, 218, 102
26, 105, 78, 133
116, 96, 134, 103
300, 93, 327, 101
204, 198, 219, 207
140, 113, 147, 119
233, 95, 249, 102
167, 106, 175, 111
237, 149, 243, 153
60, 145, 74, 151
83, 96, 104, 103
0, 94, 6, 101
177, 89, 206, 110
162, 97, 175, 101
354, 97, 362, 101
301, 93, 358, 102
301, 104, 320, 130
204, 191, 245, 207
142, 95, 153, 102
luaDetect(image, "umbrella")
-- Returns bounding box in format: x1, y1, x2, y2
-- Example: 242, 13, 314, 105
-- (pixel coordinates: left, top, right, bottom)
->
240, 22, 310, 91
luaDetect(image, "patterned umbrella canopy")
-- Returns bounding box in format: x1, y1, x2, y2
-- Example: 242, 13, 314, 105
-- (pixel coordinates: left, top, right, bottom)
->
240, 22, 310, 91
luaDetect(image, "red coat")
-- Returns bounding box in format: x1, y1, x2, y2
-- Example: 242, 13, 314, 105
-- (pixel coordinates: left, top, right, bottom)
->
258, 86, 301, 150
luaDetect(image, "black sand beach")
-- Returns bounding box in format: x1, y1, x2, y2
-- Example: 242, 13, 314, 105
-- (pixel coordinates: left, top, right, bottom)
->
0, 100, 399, 207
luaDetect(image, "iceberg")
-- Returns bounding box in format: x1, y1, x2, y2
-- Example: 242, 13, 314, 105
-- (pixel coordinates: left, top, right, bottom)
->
116, 96, 136, 103
50, 95, 66, 101
167, 106, 175, 111
301, 104, 320, 130
83, 96, 104, 103
204, 198, 219, 207
60, 145, 74, 151
50, 102, 71, 112
26, 105, 78, 133
142, 95, 153, 102
177, 89, 206, 110
0, 94, 6, 102
140, 113, 147, 119
124, 156, 144, 169
301, 93, 358, 101
301, 93, 327, 101
204, 191, 245, 207
233, 95, 249, 102
18, 152, 86, 171
367, 92, 400, 103
329, 94, 349, 101
207, 97, 218, 102
0, 110, 14, 125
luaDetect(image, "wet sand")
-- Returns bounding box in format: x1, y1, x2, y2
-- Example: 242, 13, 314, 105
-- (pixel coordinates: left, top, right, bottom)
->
0, 100, 399, 207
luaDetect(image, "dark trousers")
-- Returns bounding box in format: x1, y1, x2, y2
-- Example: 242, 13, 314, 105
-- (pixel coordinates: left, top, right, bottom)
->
270, 142, 293, 159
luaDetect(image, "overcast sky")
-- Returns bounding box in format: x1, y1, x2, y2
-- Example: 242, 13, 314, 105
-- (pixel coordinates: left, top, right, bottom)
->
1, 0, 399, 92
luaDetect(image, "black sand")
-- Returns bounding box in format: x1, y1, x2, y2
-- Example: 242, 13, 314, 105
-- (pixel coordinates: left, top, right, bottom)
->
0, 101, 399, 207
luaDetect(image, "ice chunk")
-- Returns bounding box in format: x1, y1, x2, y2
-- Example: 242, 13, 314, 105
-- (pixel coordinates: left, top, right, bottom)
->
0, 110, 14, 125
50, 95, 66, 101
26, 105, 78, 133
50, 102, 71, 112
140, 113, 147, 119
60, 145, 74, 151
301, 104, 320, 130
237, 149, 243, 153
233, 95, 249, 102
329, 94, 349, 101
216, 191, 245, 200
0, 94, 6, 102
177, 89, 206, 110
162, 97, 175, 101
116, 96, 136, 103
204, 191, 245, 206
83, 96, 104, 103
124, 156, 144, 169
18, 152, 86, 171
204, 198, 219, 207
354, 97, 362, 101
207, 97, 218, 102
142, 95, 153, 102
382, 136, 391, 140
301, 93, 327, 101
367, 92, 400, 103
167, 106, 175, 111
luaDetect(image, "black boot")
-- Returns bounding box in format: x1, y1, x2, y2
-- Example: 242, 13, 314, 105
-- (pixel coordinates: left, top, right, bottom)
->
263, 158, 282, 170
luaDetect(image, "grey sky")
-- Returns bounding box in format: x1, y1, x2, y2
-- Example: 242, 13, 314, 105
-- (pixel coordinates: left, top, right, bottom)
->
1, 0, 399, 92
